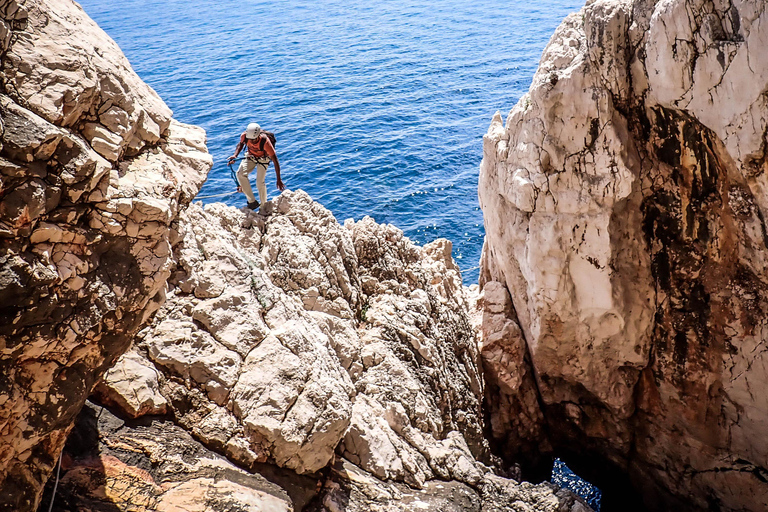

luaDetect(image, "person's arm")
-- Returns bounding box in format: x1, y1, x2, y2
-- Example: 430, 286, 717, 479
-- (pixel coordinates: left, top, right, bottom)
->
264, 139, 285, 191
273, 154, 285, 191
229, 134, 245, 163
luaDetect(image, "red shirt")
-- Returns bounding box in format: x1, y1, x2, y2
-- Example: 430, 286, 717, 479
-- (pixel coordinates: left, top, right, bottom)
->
240, 132, 275, 159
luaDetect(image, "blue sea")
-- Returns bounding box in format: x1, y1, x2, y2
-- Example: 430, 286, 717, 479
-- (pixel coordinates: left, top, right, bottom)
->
78, 0, 583, 285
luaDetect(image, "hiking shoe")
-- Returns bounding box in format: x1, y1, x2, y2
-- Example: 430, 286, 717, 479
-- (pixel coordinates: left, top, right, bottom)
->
247, 200, 260, 210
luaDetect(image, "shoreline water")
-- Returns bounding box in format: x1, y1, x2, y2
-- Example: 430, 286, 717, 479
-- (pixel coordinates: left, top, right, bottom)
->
76, 0, 584, 285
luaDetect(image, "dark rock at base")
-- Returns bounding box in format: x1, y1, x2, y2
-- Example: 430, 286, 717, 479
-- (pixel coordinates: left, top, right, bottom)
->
38, 401, 317, 512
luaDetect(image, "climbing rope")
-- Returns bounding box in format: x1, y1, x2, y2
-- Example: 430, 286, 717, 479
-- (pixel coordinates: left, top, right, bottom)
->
194, 191, 239, 200
47, 451, 62, 512
228, 157, 244, 187
191, 158, 246, 201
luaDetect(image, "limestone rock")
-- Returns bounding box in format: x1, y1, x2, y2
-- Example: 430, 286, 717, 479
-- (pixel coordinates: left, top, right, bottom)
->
0, 1, 211, 509
81, 189, 584, 511
479, 0, 768, 510
47, 404, 590, 512
309, 458, 589, 512
39, 401, 315, 512
93, 349, 167, 418
475, 281, 548, 469
339, 216, 488, 488
103, 190, 488, 489
136, 197, 357, 475
3, 0, 171, 159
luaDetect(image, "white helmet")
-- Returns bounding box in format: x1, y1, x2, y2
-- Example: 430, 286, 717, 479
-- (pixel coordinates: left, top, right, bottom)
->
245, 122, 261, 139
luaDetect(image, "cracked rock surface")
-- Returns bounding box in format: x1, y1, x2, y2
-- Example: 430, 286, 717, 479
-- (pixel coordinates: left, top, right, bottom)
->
479, 0, 768, 510
0, 0, 211, 510
105, 190, 482, 478
79, 191, 589, 511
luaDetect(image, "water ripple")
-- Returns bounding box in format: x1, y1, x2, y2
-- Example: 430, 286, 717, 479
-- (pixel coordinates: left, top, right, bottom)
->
78, 0, 584, 285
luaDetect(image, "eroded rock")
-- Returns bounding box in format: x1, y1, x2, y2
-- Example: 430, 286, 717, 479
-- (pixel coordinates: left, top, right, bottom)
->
39, 401, 315, 512
82, 190, 592, 511
0, 1, 211, 509
107, 191, 486, 484
479, 0, 768, 510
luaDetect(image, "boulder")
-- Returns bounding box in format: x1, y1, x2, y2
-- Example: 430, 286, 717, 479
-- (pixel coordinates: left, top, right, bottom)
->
104, 191, 487, 484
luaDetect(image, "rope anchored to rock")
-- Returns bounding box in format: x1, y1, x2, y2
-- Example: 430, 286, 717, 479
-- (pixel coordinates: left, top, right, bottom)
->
228, 158, 244, 187
194, 191, 239, 200
193, 159, 246, 200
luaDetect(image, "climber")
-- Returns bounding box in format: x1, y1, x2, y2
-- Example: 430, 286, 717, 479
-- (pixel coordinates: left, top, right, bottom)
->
228, 122, 285, 211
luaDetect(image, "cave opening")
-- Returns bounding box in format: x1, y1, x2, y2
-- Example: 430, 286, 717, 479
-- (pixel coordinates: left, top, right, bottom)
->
551, 457, 603, 511
550, 451, 649, 512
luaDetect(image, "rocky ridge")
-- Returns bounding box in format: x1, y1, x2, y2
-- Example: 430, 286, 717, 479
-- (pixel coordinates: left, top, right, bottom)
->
479, 0, 768, 510
69, 191, 590, 512
0, 0, 211, 509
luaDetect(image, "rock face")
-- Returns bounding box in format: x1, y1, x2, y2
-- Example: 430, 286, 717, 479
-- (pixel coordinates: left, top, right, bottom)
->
0, 0, 211, 509
131, 191, 486, 482
109, 191, 484, 476
479, 0, 768, 510
41, 401, 318, 512
79, 191, 589, 512
46, 402, 587, 512
0, 0, 591, 510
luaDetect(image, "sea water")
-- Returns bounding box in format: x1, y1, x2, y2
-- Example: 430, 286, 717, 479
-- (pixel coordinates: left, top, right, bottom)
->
77, 0, 583, 285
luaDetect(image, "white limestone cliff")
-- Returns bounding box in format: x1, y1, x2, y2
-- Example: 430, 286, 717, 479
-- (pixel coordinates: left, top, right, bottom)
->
83, 191, 589, 512
479, 0, 768, 510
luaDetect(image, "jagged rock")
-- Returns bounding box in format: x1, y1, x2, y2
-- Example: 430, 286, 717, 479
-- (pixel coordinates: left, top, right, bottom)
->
309, 458, 588, 512
76, 190, 591, 512
0, 0, 211, 509
46, 403, 588, 512
138, 196, 357, 475
3, 0, 171, 159
479, 0, 768, 510
39, 401, 316, 512
92, 349, 167, 418
105, 191, 486, 485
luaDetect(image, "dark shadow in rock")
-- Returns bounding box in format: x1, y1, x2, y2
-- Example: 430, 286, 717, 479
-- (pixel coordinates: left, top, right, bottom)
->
37, 403, 121, 512
38, 400, 320, 511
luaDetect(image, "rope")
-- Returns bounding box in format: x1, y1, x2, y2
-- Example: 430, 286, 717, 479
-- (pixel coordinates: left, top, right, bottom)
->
228, 158, 244, 187
191, 158, 246, 201
195, 191, 238, 200
459, 265, 480, 274
47, 451, 62, 512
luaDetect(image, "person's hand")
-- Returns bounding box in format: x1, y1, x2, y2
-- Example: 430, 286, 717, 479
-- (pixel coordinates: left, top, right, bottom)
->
276, 179, 286, 191
228, 155, 236, 164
